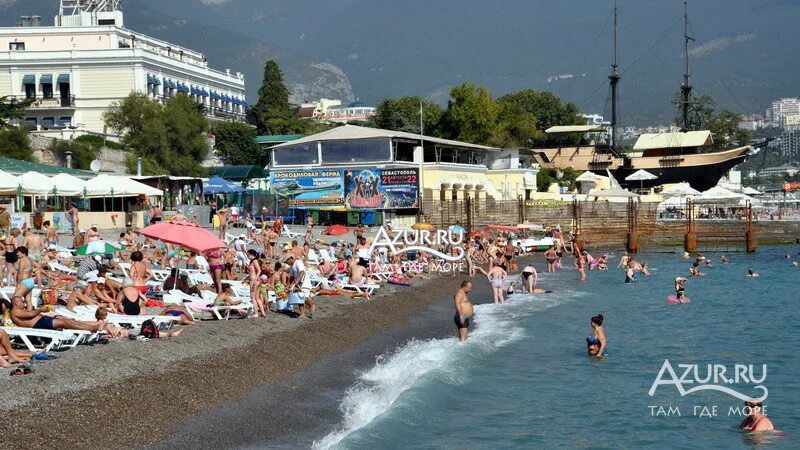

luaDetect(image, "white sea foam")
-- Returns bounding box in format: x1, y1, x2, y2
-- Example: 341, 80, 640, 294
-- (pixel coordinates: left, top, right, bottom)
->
313, 291, 579, 449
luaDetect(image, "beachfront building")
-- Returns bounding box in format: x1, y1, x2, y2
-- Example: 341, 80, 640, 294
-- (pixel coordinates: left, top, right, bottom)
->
0, 1, 246, 138
268, 125, 538, 224
298, 98, 376, 123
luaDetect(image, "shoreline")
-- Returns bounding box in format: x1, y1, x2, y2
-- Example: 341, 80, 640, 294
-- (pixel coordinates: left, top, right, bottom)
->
0, 274, 468, 449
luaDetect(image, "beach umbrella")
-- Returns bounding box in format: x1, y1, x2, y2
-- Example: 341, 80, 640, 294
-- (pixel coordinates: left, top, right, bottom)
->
323, 224, 349, 236
449, 224, 466, 234
412, 223, 436, 231
75, 240, 121, 256
625, 169, 658, 190
468, 230, 492, 239
137, 220, 226, 253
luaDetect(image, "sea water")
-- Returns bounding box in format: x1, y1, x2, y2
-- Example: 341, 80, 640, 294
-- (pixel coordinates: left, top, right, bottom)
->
316, 246, 800, 449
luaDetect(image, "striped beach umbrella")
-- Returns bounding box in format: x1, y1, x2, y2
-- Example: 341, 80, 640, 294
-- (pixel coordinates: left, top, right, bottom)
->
75, 240, 121, 256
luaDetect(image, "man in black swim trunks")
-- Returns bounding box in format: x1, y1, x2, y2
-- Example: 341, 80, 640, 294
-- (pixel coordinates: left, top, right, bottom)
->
454, 280, 474, 342
9, 296, 106, 332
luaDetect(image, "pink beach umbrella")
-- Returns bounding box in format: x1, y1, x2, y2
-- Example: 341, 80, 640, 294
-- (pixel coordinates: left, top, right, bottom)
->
137, 221, 226, 253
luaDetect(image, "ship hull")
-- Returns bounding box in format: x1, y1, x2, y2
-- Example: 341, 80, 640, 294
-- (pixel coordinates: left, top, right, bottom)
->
531, 145, 751, 191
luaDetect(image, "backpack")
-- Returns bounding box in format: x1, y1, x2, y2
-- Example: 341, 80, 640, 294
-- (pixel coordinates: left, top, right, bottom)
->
140, 319, 160, 339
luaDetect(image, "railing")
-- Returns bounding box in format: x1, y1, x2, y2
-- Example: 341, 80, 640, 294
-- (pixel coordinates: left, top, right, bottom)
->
7, 94, 76, 108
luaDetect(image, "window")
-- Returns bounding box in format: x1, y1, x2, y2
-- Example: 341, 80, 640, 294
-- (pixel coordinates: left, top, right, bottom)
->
273, 142, 319, 166
98, 19, 116, 25
41, 117, 55, 129
23, 117, 37, 129
9, 42, 24, 51
320, 139, 391, 164
439, 147, 455, 163
42, 83, 53, 99
57, 116, 72, 127
393, 141, 416, 162
24, 84, 36, 99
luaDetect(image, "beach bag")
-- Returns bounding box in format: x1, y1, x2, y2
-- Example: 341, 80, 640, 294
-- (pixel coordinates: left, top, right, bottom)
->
140, 319, 159, 339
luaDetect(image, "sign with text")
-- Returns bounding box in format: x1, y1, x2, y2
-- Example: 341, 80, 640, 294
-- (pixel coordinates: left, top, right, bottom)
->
270, 170, 344, 208
345, 168, 419, 209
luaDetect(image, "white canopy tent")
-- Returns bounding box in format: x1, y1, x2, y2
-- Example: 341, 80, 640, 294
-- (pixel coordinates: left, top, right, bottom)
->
660, 182, 700, 197
694, 186, 746, 204
742, 187, 762, 196
592, 187, 639, 202
18, 171, 55, 195
84, 174, 163, 197
0, 169, 20, 194
625, 169, 658, 190
50, 173, 86, 196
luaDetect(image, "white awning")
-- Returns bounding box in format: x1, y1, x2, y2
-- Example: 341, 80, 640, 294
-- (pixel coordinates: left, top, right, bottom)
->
50, 173, 86, 196
633, 131, 712, 150
0, 169, 20, 194
625, 169, 658, 181
545, 125, 605, 134
19, 171, 55, 195
660, 182, 700, 197
84, 174, 163, 197
576, 171, 605, 182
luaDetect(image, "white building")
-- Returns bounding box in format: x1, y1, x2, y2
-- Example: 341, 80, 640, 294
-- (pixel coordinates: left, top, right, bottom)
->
0, 0, 246, 137
765, 97, 800, 128
779, 130, 800, 157
758, 163, 800, 178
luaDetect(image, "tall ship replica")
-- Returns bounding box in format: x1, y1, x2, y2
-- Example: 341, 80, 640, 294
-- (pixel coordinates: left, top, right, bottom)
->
530, 2, 752, 191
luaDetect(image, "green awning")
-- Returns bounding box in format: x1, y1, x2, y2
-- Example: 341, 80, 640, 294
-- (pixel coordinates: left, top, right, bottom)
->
40, 74, 53, 84
22, 75, 35, 84
57, 74, 70, 83
211, 165, 264, 181
255, 134, 305, 144
0, 156, 94, 178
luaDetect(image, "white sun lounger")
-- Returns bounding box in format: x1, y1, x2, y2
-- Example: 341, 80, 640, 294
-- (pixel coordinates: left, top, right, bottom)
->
1, 326, 90, 352
282, 225, 303, 239
199, 290, 254, 320
48, 261, 77, 275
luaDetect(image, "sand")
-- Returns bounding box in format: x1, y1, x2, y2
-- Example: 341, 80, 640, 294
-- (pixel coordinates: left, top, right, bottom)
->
0, 273, 466, 449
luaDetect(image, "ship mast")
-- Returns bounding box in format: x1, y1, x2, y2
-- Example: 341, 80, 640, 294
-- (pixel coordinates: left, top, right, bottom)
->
680, 1, 694, 130
608, 0, 620, 153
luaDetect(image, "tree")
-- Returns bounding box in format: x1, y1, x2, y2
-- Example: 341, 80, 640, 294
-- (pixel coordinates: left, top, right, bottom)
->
678, 94, 752, 150
441, 83, 499, 144
214, 121, 263, 166
48, 139, 97, 170
369, 96, 443, 135
0, 95, 33, 129
247, 59, 302, 134
536, 167, 579, 192
0, 126, 33, 161
104, 92, 209, 176
495, 89, 583, 146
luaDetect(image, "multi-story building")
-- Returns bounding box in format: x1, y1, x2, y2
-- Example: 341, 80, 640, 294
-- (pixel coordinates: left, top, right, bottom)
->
0, 0, 246, 137
779, 130, 800, 157
739, 114, 767, 131
758, 163, 799, 178
765, 98, 800, 128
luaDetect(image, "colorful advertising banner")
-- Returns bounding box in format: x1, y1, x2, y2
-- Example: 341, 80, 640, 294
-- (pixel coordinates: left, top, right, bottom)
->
345, 168, 419, 209
270, 170, 344, 209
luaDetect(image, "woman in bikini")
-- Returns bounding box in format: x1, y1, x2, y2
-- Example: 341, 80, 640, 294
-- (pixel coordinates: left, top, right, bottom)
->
487, 265, 507, 304
739, 401, 775, 432
544, 246, 558, 273
129, 251, 152, 297
246, 249, 268, 318
206, 248, 224, 293
587, 314, 607, 358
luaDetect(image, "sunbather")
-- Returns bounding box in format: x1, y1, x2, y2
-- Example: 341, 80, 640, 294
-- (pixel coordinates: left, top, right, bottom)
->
0, 329, 31, 367
9, 295, 108, 332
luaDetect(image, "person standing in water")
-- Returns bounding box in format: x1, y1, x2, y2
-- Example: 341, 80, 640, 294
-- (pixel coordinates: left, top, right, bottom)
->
520, 265, 537, 293
586, 314, 607, 357
487, 264, 507, 304
454, 280, 474, 342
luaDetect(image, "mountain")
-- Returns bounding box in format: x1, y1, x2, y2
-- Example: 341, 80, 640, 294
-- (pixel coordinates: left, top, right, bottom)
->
0, 0, 355, 104
4, 0, 799, 125
132, 0, 800, 124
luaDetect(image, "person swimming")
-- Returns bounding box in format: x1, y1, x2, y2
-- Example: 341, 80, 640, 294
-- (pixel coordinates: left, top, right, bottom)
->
624, 262, 637, 283
747, 268, 759, 277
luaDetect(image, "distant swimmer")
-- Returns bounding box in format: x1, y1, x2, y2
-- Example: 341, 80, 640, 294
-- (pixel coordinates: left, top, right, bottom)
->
739, 401, 775, 432
586, 314, 607, 357
487, 265, 507, 304
454, 280, 474, 342
793, 261, 798, 268
544, 246, 558, 273
675, 276, 687, 297
625, 262, 637, 283
689, 262, 705, 277
641, 262, 651, 276
618, 251, 629, 269
683, 251, 691, 259
747, 269, 760, 277
721, 255, 729, 264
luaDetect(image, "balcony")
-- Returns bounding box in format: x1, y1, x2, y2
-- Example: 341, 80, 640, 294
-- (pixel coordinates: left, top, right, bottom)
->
10, 95, 76, 109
